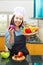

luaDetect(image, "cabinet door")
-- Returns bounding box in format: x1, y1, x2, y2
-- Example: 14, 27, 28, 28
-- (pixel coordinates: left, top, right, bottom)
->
34, 0, 43, 18
0, 36, 5, 51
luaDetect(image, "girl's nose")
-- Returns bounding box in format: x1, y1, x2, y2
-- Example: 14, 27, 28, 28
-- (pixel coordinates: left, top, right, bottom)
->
17, 18, 20, 21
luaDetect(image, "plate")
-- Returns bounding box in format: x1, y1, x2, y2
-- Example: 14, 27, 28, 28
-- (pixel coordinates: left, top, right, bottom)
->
22, 25, 39, 36
23, 31, 38, 36
12, 55, 25, 61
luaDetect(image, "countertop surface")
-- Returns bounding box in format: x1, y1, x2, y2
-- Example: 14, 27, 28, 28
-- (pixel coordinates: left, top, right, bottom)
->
0, 55, 43, 65
26, 40, 43, 44
26, 35, 43, 44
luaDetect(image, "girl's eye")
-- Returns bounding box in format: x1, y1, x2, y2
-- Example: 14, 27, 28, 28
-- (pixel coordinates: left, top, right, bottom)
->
20, 18, 22, 20
16, 17, 23, 20
16, 17, 18, 19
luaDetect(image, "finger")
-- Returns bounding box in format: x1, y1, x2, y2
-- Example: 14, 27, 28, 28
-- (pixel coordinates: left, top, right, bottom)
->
9, 28, 12, 31
12, 29, 14, 32
8, 28, 12, 32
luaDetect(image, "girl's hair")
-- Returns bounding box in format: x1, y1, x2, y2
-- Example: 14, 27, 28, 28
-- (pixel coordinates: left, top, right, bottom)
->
10, 15, 23, 28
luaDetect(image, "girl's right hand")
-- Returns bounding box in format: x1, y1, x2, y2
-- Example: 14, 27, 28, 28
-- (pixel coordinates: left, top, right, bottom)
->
8, 28, 14, 36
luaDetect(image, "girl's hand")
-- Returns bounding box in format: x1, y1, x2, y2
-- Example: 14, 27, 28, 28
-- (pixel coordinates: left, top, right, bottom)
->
8, 28, 14, 36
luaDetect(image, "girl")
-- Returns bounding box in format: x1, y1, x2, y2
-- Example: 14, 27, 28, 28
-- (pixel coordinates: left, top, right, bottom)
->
5, 7, 29, 58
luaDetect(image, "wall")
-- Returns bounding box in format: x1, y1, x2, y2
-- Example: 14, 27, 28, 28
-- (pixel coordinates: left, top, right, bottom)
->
38, 20, 43, 42
0, 0, 38, 25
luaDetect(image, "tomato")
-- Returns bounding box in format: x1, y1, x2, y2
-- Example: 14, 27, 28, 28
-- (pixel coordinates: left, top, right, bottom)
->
25, 28, 31, 33
18, 52, 23, 57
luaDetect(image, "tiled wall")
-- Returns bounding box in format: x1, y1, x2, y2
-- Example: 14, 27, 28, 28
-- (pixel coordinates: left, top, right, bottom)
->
38, 20, 43, 42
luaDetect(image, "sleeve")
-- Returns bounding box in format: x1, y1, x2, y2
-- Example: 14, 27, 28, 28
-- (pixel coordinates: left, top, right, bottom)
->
5, 30, 14, 49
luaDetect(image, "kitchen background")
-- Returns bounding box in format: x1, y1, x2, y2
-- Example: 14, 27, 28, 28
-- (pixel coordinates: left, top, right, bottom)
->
0, 0, 43, 42
0, 0, 43, 54
0, 1, 43, 65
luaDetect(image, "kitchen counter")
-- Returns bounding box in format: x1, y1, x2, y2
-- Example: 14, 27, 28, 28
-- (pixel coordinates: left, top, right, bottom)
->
26, 35, 43, 55
0, 54, 43, 65
26, 35, 43, 44
0, 35, 43, 65
26, 40, 43, 44
0, 36, 5, 51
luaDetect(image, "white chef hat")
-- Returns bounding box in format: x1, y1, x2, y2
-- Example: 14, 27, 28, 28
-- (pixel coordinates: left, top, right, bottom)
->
13, 7, 26, 21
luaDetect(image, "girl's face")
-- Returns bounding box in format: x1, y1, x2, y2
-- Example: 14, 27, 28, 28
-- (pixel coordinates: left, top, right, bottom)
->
14, 14, 23, 27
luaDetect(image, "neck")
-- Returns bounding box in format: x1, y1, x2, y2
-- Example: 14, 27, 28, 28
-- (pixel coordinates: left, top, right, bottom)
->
15, 26, 20, 31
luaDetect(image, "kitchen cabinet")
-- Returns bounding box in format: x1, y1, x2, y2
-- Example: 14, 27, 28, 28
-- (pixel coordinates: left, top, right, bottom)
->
0, 36, 5, 51
34, 0, 43, 18
26, 42, 43, 55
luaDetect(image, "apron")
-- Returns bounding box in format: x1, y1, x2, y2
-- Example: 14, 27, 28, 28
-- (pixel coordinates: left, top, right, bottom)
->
9, 32, 29, 56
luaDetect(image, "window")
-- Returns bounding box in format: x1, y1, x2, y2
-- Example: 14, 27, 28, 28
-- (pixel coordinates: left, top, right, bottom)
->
0, 14, 7, 35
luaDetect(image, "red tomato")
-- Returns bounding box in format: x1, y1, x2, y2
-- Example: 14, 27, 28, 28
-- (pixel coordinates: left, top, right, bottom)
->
18, 52, 23, 57
25, 28, 31, 33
